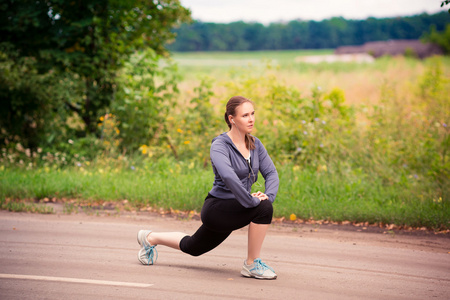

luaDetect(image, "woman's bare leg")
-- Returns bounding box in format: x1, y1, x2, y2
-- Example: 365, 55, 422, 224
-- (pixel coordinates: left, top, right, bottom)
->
147, 232, 187, 250
246, 222, 269, 264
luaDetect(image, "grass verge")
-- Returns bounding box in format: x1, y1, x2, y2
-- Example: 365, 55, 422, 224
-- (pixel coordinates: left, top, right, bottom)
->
1, 162, 447, 230
0, 198, 54, 214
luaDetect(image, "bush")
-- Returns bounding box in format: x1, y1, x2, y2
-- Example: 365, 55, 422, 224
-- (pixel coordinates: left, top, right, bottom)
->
112, 50, 181, 154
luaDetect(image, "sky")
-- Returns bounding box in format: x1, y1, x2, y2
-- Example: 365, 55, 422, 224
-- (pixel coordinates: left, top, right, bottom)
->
179, 0, 448, 24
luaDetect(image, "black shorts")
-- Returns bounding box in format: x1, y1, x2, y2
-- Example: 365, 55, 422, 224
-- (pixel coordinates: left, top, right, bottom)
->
179, 194, 273, 256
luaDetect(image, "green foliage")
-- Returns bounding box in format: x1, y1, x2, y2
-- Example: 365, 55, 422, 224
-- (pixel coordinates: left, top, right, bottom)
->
155, 58, 449, 208
169, 12, 449, 51
172, 76, 220, 164
112, 49, 181, 154
423, 24, 450, 54
0, 0, 191, 149
1, 49, 449, 230
0, 50, 51, 151
417, 58, 450, 198
404, 47, 418, 58
347, 57, 449, 202
197, 65, 356, 167
442, 0, 450, 13
0, 48, 75, 152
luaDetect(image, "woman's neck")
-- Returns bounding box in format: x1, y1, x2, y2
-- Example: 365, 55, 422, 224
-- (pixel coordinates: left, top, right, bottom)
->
227, 128, 246, 148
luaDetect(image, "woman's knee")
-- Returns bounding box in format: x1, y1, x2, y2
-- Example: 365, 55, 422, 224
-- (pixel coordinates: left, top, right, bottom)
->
260, 199, 273, 214
179, 226, 231, 257
253, 200, 273, 224
180, 235, 204, 256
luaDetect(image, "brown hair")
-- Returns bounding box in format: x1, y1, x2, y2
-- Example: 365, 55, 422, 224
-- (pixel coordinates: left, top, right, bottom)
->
224, 96, 256, 150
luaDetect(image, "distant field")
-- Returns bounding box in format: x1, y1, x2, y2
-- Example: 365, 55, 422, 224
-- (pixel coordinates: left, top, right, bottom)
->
171, 50, 450, 106
172, 49, 333, 66
173, 49, 334, 61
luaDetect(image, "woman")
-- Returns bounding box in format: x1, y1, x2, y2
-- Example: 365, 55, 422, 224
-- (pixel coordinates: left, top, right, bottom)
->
137, 96, 279, 280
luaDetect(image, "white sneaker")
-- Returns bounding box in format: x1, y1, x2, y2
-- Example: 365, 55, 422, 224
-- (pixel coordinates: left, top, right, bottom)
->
241, 258, 277, 280
137, 230, 158, 265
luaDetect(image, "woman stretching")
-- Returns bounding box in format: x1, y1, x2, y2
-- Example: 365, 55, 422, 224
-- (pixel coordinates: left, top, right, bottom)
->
137, 95, 279, 279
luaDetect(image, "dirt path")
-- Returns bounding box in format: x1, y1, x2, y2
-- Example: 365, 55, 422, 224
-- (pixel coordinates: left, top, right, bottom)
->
0, 210, 449, 299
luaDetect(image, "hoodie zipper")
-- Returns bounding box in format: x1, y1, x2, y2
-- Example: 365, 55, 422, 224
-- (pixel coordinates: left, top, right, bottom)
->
226, 135, 253, 189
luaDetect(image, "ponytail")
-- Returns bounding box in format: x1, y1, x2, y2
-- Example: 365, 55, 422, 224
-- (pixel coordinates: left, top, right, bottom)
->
224, 112, 232, 129
245, 133, 256, 150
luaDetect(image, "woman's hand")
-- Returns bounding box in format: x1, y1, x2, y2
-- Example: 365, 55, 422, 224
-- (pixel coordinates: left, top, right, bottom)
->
252, 191, 269, 201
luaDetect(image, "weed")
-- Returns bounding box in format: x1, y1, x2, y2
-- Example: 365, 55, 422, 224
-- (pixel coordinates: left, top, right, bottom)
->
0, 198, 54, 214
63, 203, 78, 214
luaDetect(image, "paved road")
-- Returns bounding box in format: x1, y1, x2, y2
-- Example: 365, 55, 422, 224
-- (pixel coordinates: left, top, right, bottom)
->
0, 210, 449, 299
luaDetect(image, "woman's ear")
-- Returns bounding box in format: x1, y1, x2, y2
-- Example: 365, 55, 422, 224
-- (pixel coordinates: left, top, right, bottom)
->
228, 114, 234, 125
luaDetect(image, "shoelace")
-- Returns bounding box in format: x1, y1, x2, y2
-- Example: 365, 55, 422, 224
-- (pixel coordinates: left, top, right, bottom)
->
144, 244, 158, 265
251, 258, 275, 275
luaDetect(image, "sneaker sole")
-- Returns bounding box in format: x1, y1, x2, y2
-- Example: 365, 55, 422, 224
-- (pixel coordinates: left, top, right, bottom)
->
240, 270, 277, 280
138, 248, 152, 265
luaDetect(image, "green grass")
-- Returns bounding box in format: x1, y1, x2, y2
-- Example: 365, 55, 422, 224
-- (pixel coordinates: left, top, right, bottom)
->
0, 198, 54, 214
1, 162, 448, 230
0, 161, 211, 212
276, 166, 448, 230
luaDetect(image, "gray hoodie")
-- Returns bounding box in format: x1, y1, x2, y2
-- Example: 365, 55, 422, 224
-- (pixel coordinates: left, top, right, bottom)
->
209, 132, 279, 208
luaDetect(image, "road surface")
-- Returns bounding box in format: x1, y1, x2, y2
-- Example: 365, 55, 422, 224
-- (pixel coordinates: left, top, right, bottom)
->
0, 210, 449, 299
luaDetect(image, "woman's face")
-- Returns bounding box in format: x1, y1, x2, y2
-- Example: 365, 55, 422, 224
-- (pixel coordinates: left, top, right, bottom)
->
232, 102, 255, 134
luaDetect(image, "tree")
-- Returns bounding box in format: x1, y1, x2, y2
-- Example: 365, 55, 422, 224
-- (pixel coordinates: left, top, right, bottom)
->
0, 0, 191, 150
168, 12, 449, 52
423, 24, 450, 54
442, 1, 450, 13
